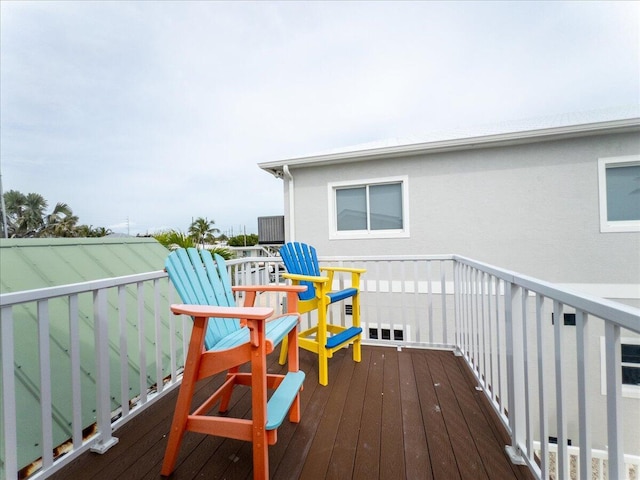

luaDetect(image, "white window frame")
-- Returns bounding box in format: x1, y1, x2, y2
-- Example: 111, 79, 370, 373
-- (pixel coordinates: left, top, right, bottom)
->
600, 336, 640, 399
328, 175, 410, 240
597, 155, 640, 233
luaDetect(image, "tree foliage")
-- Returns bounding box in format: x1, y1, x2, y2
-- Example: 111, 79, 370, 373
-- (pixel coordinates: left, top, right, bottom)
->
151, 227, 232, 259
1, 190, 112, 238
187, 217, 220, 248
150, 230, 196, 250
227, 233, 259, 247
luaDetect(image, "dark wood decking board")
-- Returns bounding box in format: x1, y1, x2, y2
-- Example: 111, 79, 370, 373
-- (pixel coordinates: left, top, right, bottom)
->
398, 351, 432, 480
51, 346, 534, 480
380, 349, 405, 480
323, 347, 369, 479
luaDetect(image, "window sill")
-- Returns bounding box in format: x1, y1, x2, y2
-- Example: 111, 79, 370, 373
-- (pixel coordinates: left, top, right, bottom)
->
329, 230, 410, 240
600, 221, 640, 233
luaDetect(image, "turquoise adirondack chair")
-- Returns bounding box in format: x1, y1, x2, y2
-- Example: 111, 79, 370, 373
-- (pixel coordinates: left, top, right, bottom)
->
277, 242, 366, 386
161, 248, 306, 480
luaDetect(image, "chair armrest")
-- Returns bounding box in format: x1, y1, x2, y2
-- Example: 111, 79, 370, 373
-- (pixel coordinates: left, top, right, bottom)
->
170, 304, 274, 320
232, 285, 308, 294
320, 266, 367, 274
282, 273, 330, 284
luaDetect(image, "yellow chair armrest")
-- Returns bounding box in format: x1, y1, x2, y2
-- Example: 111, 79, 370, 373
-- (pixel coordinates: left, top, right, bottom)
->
282, 273, 330, 284
320, 266, 367, 274
232, 285, 308, 294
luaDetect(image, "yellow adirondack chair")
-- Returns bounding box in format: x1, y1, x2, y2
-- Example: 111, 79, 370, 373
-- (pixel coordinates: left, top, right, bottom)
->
278, 242, 365, 386
161, 248, 306, 479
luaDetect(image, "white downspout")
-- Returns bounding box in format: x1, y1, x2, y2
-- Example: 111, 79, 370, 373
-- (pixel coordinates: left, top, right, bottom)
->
282, 165, 295, 242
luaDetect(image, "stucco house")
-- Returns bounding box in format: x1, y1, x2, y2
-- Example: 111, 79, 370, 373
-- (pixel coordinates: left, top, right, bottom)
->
259, 108, 640, 306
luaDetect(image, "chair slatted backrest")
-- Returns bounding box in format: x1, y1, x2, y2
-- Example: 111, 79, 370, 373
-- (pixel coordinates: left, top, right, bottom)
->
280, 242, 320, 301
166, 248, 240, 349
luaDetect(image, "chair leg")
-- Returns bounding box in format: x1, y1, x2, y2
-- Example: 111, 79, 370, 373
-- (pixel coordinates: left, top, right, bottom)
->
353, 336, 362, 363
219, 366, 240, 413
286, 325, 301, 423
278, 335, 288, 365
248, 319, 269, 480
161, 317, 207, 476
317, 306, 330, 386
318, 349, 329, 386
352, 294, 362, 363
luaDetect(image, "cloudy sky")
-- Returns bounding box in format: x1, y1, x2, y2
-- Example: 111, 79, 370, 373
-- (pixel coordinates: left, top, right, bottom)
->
1, 1, 638, 236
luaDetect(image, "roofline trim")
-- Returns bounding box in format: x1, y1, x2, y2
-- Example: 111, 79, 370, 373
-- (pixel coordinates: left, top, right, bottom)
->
259, 117, 640, 175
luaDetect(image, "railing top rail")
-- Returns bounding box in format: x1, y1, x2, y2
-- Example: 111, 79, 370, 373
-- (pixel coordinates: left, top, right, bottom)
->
225, 254, 456, 265
454, 255, 640, 333
0, 270, 167, 307
317, 254, 456, 262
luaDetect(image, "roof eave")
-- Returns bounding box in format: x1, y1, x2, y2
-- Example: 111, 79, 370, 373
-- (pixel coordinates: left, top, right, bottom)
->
258, 117, 640, 176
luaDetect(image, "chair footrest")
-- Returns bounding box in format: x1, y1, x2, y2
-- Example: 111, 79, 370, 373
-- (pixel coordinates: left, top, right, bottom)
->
325, 326, 362, 349
266, 371, 305, 430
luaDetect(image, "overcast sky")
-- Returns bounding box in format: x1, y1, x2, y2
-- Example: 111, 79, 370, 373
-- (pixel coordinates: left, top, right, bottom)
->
1, 1, 638, 236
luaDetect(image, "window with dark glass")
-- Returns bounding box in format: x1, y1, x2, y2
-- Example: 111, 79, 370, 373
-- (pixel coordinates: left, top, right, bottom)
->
605, 164, 640, 222
622, 343, 640, 386
336, 182, 403, 232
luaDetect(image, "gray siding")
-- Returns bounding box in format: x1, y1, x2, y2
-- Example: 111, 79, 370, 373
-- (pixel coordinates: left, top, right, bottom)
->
285, 131, 640, 286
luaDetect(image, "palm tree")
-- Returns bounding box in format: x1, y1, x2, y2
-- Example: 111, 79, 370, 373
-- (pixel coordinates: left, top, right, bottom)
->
91, 226, 113, 237
152, 229, 196, 250
188, 217, 220, 249
1, 190, 112, 238
2, 190, 47, 237
74, 225, 93, 237
2, 190, 25, 237
41, 202, 79, 237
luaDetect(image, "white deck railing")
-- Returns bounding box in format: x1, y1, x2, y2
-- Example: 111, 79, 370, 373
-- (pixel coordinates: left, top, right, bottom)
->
0, 271, 190, 479
1, 255, 638, 480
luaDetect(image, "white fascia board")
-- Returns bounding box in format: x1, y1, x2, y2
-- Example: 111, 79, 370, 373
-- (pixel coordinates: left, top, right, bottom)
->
258, 118, 640, 176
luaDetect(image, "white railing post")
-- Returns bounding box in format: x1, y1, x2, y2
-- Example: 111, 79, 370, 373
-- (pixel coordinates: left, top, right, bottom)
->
412, 261, 421, 343
471, 268, 479, 375
118, 286, 130, 419
576, 309, 592, 480
486, 275, 495, 402
463, 264, 471, 357
137, 282, 147, 405
37, 300, 54, 470
604, 322, 624, 479
69, 294, 83, 450
505, 282, 526, 465
440, 261, 447, 345
553, 300, 568, 480
521, 289, 532, 458
535, 294, 548, 479
426, 261, 433, 344
90, 288, 118, 454
495, 278, 503, 415
480, 272, 488, 390
453, 261, 462, 356
168, 283, 178, 383
154, 279, 163, 395
1, 306, 18, 480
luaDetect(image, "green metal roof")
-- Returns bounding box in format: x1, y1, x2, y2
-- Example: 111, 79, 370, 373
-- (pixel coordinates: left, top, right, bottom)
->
0, 237, 169, 293
0, 238, 186, 472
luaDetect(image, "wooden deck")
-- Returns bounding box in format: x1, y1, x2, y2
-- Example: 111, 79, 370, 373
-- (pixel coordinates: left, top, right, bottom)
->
50, 346, 534, 480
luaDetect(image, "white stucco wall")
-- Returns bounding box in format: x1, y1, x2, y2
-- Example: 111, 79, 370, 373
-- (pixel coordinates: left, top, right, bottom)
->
284, 131, 640, 288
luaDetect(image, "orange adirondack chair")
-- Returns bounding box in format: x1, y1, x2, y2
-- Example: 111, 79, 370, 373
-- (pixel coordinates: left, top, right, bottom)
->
161, 248, 306, 479
278, 242, 365, 386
